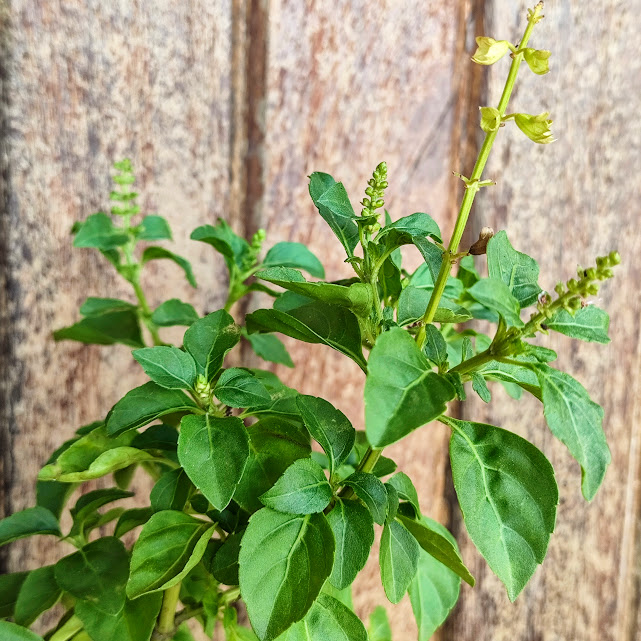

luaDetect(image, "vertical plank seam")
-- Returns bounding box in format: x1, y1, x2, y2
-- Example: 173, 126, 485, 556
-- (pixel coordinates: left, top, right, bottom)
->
0, 0, 15, 575
441, 0, 487, 638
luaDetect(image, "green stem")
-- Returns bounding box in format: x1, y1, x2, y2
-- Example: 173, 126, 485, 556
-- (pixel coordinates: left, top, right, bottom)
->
156, 583, 182, 635
132, 278, 164, 346
416, 3, 543, 349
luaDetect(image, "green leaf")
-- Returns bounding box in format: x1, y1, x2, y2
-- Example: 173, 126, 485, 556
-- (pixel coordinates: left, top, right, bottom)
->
409, 263, 462, 300
191, 220, 251, 270
408, 517, 461, 640
422, 324, 448, 369
0, 622, 44, 641
53, 310, 144, 348
210, 531, 242, 585
260, 459, 332, 514
296, 395, 355, 478
342, 472, 387, 526
54, 537, 129, 615
133, 346, 198, 390
73, 213, 128, 250
137, 215, 172, 241
69, 488, 133, 536
106, 382, 198, 436
215, 368, 272, 407
184, 310, 241, 381
471, 372, 491, 403
127, 511, 216, 599
446, 417, 558, 600
479, 357, 542, 400
384, 483, 399, 522
234, 417, 311, 513
546, 306, 610, 344
376, 212, 442, 247
308, 173, 359, 257
399, 286, 470, 325
245, 332, 294, 367
79, 297, 136, 316
365, 328, 455, 447
388, 472, 421, 517
274, 593, 368, 641
0, 572, 29, 618
151, 468, 193, 512
243, 370, 301, 420
535, 365, 610, 500
36, 478, 76, 521
178, 414, 250, 511
396, 513, 474, 586
224, 608, 259, 641
257, 267, 372, 317
368, 606, 392, 641
76, 593, 162, 641
326, 499, 374, 589
239, 508, 335, 641
0, 507, 60, 547
467, 279, 524, 327
379, 520, 419, 604
486, 231, 541, 307
115, 507, 154, 538
142, 246, 197, 288
152, 299, 200, 327
131, 424, 178, 453
246, 299, 366, 371
14, 565, 62, 626
262, 242, 325, 278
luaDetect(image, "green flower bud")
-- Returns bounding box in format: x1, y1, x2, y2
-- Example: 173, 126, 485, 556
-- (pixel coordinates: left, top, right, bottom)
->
472, 37, 512, 65
523, 48, 551, 75
514, 112, 554, 144
480, 106, 502, 133
554, 282, 565, 297
608, 250, 621, 265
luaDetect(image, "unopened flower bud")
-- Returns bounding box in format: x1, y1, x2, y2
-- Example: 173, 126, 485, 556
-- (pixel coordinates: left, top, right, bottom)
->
514, 112, 554, 144
523, 48, 551, 75
472, 37, 512, 65
608, 250, 621, 265
480, 107, 501, 133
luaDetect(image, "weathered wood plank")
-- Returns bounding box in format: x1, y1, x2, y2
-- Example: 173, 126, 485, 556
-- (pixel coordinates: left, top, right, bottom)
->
446, 2, 641, 640
260, 1, 460, 635
0, 0, 235, 577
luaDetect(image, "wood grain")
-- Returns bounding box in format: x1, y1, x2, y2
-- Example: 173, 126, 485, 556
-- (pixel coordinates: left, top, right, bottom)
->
0, 0, 235, 576
445, 2, 641, 640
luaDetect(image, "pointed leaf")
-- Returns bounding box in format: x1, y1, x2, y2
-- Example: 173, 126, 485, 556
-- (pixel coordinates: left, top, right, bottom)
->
55, 537, 129, 615
150, 468, 193, 512
152, 299, 199, 327
184, 310, 241, 381
379, 520, 419, 604
256, 267, 372, 316
14, 565, 62, 626
342, 472, 387, 526
106, 382, 198, 436
79, 297, 136, 316
210, 531, 243, 585
246, 300, 366, 370
115, 507, 154, 538
368, 606, 392, 641
239, 508, 335, 641
396, 513, 474, 586
142, 246, 196, 287
214, 368, 272, 407
137, 215, 172, 241
309, 173, 359, 257
376, 212, 442, 247
467, 279, 524, 327
365, 328, 455, 447
133, 346, 198, 390
53, 310, 144, 347
446, 417, 558, 600
546, 306, 610, 344
260, 459, 332, 514
234, 417, 311, 513
296, 395, 355, 478
69, 488, 133, 535
73, 212, 128, 250
0, 507, 60, 547
191, 220, 251, 270
178, 414, 249, 511
486, 231, 541, 307
0, 572, 29, 618
246, 332, 294, 367
263, 242, 325, 278
536, 365, 610, 500
471, 372, 491, 403
408, 517, 461, 640
327, 499, 374, 589
127, 511, 216, 598
422, 324, 448, 369
388, 472, 421, 517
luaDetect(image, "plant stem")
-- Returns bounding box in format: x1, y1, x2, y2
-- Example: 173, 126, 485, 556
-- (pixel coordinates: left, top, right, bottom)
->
156, 583, 182, 636
132, 278, 164, 346
416, 2, 543, 348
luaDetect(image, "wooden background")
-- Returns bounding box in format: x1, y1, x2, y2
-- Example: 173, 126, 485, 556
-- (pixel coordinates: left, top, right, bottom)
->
1, 1, 640, 639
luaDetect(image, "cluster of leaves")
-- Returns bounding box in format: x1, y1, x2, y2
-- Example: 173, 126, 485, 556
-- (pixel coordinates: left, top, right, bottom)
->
0, 5, 620, 641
